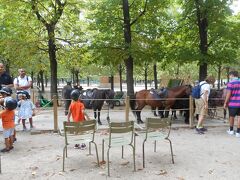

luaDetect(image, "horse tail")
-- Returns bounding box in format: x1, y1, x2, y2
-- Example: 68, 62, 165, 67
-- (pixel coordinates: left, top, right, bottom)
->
130, 93, 137, 117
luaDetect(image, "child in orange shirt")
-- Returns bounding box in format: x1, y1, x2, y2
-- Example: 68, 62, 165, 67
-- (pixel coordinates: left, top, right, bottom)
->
67, 90, 90, 149
0, 98, 17, 152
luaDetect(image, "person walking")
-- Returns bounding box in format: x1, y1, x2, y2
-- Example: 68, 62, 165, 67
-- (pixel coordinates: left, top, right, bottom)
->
195, 76, 215, 134
0, 63, 13, 88
224, 71, 240, 137
13, 68, 32, 98
62, 81, 73, 115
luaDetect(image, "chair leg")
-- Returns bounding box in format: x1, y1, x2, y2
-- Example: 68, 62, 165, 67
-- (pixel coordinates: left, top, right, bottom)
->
66, 146, 68, 158
92, 142, 100, 167
154, 140, 157, 152
167, 138, 174, 164
107, 147, 111, 176
102, 139, 105, 162
63, 146, 66, 172
143, 140, 146, 168
89, 142, 92, 155
122, 146, 124, 159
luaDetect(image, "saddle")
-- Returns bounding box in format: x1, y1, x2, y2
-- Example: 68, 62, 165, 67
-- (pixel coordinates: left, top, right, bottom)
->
150, 87, 168, 99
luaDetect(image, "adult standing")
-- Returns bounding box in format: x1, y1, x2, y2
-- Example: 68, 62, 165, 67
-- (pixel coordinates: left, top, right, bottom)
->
195, 76, 215, 134
0, 63, 13, 89
224, 71, 240, 137
13, 68, 32, 96
62, 81, 73, 115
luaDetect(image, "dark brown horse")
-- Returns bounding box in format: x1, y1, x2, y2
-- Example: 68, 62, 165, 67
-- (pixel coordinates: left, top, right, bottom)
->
208, 88, 227, 119
130, 85, 191, 124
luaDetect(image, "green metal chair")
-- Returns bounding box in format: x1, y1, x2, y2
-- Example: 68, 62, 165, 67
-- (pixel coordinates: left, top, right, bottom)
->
102, 121, 136, 176
62, 120, 100, 171
143, 117, 174, 168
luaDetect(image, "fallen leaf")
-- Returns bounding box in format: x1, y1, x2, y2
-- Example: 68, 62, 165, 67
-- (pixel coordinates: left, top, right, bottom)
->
156, 170, 167, 175
208, 169, 214, 174
32, 171, 36, 176
69, 169, 76, 172
58, 171, 64, 176
120, 161, 129, 166
176, 177, 185, 180
99, 161, 106, 165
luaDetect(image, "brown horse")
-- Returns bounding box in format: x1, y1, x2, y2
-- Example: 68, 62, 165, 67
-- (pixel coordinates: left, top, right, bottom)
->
130, 85, 191, 124
208, 88, 227, 119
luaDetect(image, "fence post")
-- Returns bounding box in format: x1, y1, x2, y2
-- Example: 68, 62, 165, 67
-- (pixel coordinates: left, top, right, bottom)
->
32, 90, 35, 104
189, 95, 194, 128
125, 96, 130, 122
53, 95, 58, 132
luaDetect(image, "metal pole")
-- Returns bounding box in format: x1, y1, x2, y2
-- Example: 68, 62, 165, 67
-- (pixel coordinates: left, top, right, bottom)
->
125, 96, 130, 122
53, 95, 58, 132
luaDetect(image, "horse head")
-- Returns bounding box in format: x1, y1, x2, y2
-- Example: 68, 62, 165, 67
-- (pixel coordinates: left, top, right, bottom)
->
104, 89, 115, 109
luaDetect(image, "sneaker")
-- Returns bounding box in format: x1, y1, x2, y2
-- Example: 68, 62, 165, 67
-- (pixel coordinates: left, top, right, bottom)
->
236, 132, 240, 138
80, 143, 86, 150
74, 144, 80, 149
199, 127, 208, 132
23, 127, 28, 132
196, 128, 205, 134
227, 129, 234, 135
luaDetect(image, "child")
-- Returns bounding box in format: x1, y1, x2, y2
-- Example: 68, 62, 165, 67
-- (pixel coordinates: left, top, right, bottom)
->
0, 87, 17, 142
0, 97, 17, 152
17, 91, 36, 131
67, 89, 90, 149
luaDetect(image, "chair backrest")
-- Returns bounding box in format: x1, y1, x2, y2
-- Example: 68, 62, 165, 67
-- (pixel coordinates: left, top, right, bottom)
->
145, 117, 172, 138
63, 120, 96, 144
108, 121, 135, 145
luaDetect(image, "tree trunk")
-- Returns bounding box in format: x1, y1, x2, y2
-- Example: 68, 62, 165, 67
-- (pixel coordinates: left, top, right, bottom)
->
153, 63, 157, 89
47, 25, 58, 97
119, 64, 123, 92
39, 70, 44, 92
217, 65, 221, 90
45, 75, 48, 87
87, 76, 90, 86
195, 0, 208, 81
122, 0, 134, 97
110, 75, 114, 90
75, 70, 79, 86
31, 71, 34, 88
144, 63, 148, 90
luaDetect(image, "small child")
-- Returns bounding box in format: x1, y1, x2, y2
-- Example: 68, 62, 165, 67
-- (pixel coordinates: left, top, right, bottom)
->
17, 91, 36, 131
67, 89, 90, 149
0, 87, 17, 142
0, 97, 17, 152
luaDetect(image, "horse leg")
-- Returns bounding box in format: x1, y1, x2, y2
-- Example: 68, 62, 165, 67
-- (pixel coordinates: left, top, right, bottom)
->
97, 110, 102, 125
172, 110, 177, 120
94, 109, 97, 120
158, 108, 164, 118
136, 111, 143, 124
164, 110, 170, 118
184, 110, 189, 124
151, 107, 157, 116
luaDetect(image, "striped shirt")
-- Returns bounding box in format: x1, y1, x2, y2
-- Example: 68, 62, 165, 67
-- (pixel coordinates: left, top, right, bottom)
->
227, 79, 240, 108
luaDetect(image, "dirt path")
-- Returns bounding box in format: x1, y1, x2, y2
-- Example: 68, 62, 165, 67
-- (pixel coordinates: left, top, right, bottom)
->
0, 126, 240, 180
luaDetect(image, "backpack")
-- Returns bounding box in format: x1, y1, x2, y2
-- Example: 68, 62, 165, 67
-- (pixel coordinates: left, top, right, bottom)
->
191, 82, 207, 99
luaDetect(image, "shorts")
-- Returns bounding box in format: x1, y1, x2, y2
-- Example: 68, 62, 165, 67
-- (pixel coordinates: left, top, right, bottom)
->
195, 98, 207, 116
228, 107, 240, 117
3, 128, 14, 138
